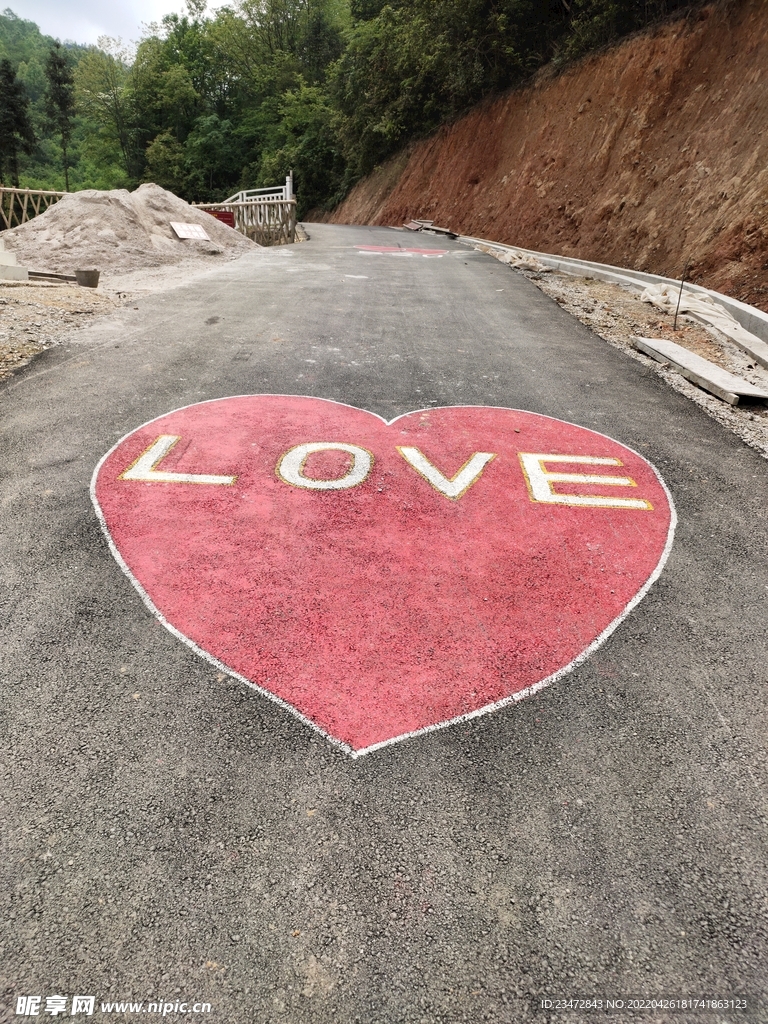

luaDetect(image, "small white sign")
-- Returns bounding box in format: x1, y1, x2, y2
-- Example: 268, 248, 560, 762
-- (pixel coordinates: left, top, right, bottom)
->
170, 222, 211, 240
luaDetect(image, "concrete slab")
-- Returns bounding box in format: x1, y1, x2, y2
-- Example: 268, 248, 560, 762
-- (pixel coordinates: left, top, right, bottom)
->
687, 310, 768, 371
632, 335, 768, 405
0, 237, 29, 280
0, 265, 29, 281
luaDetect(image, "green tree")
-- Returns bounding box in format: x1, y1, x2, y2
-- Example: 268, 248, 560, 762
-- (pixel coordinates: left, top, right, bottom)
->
44, 42, 75, 190
74, 38, 136, 178
332, 0, 554, 178
256, 81, 344, 214
184, 113, 242, 198
0, 57, 35, 185
145, 128, 186, 192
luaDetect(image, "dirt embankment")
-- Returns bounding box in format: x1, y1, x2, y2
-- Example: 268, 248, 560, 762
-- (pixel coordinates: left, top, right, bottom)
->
322, 1, 768, 311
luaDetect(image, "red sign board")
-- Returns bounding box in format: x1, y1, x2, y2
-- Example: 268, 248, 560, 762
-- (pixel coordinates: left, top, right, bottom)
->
206, 210, 236, 229
92, 397, 675, 756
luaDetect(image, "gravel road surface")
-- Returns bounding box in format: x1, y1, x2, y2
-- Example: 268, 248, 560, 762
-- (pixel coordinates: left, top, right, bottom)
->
1, 223, 766, 1024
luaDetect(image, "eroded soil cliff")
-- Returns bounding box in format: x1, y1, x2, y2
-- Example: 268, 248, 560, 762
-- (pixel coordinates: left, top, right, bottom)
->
323, 1, 768, 310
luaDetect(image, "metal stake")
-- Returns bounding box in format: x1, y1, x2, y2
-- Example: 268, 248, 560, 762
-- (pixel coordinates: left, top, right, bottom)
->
673, 259, 690, 331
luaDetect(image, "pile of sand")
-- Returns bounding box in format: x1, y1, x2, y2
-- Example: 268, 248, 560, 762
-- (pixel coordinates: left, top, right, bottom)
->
2, 183, 257, 277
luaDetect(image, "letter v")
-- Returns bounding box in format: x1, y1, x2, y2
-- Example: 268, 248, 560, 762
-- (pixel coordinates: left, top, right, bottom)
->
397, 446, 496, 499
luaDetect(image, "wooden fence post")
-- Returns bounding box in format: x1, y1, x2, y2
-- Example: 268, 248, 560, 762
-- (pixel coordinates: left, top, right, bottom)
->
0, 186, 67, 230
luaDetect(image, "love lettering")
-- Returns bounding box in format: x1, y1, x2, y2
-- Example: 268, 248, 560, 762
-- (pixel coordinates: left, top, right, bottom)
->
120, 435, 653, 510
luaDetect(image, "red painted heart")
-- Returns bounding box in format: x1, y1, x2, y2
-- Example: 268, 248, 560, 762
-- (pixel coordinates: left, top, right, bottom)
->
92, 397, 675, 755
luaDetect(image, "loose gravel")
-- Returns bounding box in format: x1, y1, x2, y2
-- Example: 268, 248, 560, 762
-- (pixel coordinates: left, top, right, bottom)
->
0, 283, 119, 383
0, 256, 242, 384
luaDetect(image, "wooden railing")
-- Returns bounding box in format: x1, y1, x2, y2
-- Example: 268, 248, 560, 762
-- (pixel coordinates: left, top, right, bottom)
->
195, 172, 296, 246
196, 197, 297, 246
223, 172, 294, 205
0, 186, 67, 230
224, 186, 289, 205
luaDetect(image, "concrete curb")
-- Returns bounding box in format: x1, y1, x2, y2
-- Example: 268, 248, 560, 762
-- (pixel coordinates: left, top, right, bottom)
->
0, 237, 29, 282
459, 234, 768, 349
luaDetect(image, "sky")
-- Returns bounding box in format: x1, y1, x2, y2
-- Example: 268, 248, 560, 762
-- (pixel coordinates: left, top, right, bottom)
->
4, 0, 203, 46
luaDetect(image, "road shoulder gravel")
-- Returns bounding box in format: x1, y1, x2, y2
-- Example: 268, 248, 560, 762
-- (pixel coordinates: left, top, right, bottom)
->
516, 268, 768, 459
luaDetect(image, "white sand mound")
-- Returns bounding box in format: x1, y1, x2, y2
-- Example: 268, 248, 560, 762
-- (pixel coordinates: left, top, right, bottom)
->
2, 183, 257, 276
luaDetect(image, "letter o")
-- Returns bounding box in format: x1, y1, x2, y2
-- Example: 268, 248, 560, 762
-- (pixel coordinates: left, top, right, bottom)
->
276, 442, 373, 490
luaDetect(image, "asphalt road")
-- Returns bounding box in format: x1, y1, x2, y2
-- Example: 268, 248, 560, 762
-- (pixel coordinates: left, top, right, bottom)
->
1, 223, 767, 1024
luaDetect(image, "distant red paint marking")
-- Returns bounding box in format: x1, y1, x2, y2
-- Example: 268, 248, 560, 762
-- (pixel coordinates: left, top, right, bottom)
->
92, 398, 674, 756
354, 245, 447, 256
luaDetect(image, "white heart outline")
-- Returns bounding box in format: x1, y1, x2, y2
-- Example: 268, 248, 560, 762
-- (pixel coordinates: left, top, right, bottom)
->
90, 395, 677, 759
